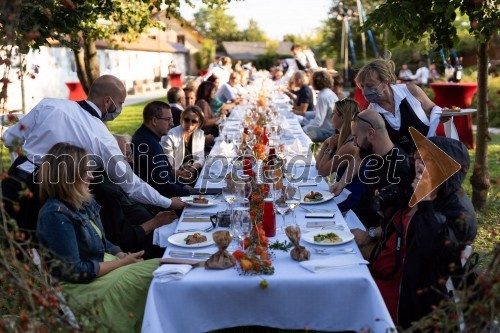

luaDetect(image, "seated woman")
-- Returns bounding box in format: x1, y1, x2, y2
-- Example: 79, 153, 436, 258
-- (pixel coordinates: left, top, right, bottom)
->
316, 99, 364, 212
367, 137, 477, 328
206, 74, 235, 115
162, 105, 206, 185
36, 142, 159, 332
196, 80, 226, 144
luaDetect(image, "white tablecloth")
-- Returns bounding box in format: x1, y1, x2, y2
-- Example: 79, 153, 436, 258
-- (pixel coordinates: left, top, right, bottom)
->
143, 104, 395, 333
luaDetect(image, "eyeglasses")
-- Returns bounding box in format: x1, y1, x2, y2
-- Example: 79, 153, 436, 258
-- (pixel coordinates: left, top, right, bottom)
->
352, 112, 375, 129
156, 116, 173, 123
183, 117, 199, 124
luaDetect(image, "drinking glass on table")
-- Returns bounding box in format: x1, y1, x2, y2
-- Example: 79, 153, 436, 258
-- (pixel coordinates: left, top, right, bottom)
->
222, 182, 236, 210
274, 188, 290, 233
232, 199, 251, 249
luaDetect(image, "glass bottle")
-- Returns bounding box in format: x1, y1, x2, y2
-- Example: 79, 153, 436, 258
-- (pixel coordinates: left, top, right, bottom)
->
262, 197, 276, 237
454, 57, 463, 83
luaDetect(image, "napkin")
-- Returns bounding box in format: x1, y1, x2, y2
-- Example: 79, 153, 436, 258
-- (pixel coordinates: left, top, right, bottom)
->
333, 188, 352, 205
153, 221, 177, 247
153, 264, 192, 283
289, 138, 309, 155
207, 159, 228, 178
344, 209, 366, 231
300, 254, 368, 273
212, 141, 236, 157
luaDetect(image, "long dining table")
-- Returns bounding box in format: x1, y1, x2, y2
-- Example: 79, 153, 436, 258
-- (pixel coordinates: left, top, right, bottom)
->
142, 102, 395, 333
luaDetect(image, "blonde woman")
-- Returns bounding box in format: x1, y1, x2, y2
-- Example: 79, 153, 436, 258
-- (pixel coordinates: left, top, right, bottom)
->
36, 142, 158, 332
162, 105, 206, 184
316, 99, 365, 212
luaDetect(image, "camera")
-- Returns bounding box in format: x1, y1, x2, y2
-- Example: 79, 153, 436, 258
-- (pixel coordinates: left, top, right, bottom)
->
369, 184, 400, 212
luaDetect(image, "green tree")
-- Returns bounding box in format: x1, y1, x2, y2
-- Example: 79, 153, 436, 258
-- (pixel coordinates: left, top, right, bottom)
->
243, 19, 267, 41
193, 5, 243, 48
365, 0, 498, 210
1, 0, 231, 95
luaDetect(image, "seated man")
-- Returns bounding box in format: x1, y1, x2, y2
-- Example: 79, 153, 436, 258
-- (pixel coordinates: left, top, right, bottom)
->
287, 71, 314, 117
90, 134, 177, 259
167, 87, 185, 127
132, 101, 191, 198
215, 72, 242, 104
330, 110, 410, 255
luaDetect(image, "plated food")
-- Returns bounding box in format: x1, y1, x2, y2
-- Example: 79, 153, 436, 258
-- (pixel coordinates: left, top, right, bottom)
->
304, 191, 324, 203
302, 230, 355, 246
185, 232, 208, 245
313, 232, 342, 244
193, 194, 209, 204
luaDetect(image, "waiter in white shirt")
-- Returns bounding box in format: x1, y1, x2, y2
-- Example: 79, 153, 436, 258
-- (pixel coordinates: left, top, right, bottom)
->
2, 75, 184, 232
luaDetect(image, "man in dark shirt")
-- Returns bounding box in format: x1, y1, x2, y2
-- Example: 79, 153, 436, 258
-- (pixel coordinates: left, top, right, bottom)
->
291, 70, 314, 116
167, 87, 185, 127
348, 109, 410, 251
132, 101, 191, 198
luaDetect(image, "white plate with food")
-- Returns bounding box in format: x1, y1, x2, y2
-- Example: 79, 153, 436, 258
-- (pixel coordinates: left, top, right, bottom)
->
441, 108, 477, 116
302, 230, 355, 246
180, 195, 219, 207
167, 231, 215, 248
300, 190, 334, 205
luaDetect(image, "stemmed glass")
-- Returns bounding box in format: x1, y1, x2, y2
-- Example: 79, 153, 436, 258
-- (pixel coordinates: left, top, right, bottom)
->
232, 199, 251, 249
274, 187, 290, 233
285, 186, 300, 226
222, 181, 236, 211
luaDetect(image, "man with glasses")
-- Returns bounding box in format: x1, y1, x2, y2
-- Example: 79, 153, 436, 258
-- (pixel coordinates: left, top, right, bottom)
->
336, 109, 410, 257
132, 101, 191, 200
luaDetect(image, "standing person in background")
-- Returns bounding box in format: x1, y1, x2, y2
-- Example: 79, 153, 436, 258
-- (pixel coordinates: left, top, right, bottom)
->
37, 143, 159, 332
302, 70, 338, 141
355, 58, 442, 154
398, 64, 413, 82
410, 61, 430, 86
166, 87, 185, 127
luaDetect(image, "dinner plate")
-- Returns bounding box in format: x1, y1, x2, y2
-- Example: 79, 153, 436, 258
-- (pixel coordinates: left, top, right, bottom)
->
180, 196, 220, 207
167, 231, 215, 248
300, 190, 334, 205
302, 229, 355, 246
441, 109, 477, 116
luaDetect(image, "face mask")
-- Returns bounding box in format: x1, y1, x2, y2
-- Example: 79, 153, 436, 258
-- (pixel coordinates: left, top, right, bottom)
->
103, 97, 122, 122
363, 82, 383, 103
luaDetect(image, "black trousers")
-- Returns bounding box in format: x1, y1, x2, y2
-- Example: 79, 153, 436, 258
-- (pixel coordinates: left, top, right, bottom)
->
2, 157, 40, 234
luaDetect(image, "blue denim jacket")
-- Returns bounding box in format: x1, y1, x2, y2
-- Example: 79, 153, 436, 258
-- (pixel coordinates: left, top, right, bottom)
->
37, 198, 122, 283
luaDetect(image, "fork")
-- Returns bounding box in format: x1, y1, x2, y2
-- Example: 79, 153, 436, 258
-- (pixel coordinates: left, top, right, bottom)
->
176, 225, 215, 233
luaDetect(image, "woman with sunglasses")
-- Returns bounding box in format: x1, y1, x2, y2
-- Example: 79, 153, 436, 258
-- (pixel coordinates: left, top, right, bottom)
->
162, 105, 206, 185
37, 143, 159, 332
355, 57, 445, 154
316, 98, 365, 212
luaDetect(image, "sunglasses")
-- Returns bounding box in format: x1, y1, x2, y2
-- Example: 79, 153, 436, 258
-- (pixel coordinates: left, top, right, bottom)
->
352, 112, 375, 129
184, 117, 199, 124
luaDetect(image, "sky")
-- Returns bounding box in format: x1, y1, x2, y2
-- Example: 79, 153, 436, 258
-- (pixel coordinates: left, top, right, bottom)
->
179, 0, 332, 40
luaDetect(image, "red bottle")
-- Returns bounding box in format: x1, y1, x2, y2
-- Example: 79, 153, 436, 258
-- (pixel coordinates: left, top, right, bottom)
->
262, 197, 276, 237
243, 158, 253, 177
262, 127, 269, 145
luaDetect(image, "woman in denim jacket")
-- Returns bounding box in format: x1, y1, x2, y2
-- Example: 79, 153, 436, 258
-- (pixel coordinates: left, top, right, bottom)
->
37, 142, 159, 332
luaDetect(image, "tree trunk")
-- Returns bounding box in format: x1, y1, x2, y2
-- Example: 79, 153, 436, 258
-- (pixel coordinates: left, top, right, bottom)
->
73, 35, 100, 94
470, 42, 490, 211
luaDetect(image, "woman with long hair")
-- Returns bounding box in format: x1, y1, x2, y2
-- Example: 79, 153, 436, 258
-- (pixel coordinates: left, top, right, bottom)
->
316, 98, 365, 212
196, 80, 226, 141
162, 105, 206, 184
37, 142, 158, 332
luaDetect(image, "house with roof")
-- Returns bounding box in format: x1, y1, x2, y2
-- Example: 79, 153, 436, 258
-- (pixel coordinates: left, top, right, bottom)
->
221, 41, 293, 60
2, 13, 207, 112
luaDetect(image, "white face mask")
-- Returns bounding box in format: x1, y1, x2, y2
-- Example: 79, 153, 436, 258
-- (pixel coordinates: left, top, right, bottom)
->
103, 97, 122, 122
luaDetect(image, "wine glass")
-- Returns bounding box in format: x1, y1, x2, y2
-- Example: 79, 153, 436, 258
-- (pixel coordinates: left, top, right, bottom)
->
285, 196, 300, 226
232, 199, 251, 249
274, 188, 290, 233
222, 182, 236, 210
235, 175, 252, 200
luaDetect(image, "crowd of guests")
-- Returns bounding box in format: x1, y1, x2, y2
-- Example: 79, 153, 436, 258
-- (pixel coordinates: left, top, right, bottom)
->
1, 48, 479, 331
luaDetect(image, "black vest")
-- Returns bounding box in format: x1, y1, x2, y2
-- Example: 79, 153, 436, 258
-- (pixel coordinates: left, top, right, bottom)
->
382, 98, 429, 154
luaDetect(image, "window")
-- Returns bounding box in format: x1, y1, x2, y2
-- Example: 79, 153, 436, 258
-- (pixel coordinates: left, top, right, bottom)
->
177, 35, 185, 45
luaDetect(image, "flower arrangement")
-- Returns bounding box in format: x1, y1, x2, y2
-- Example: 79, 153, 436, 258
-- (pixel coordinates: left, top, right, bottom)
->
232, 184, 274, 275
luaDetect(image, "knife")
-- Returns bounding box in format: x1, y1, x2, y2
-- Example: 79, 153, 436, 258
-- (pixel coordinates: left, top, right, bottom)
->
169, 250, 213, 258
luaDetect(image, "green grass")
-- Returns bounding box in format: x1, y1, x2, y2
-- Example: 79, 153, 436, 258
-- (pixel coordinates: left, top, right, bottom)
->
107, 97, 167, 135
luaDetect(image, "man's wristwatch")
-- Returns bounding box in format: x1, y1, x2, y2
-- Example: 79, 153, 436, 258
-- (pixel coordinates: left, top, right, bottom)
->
368, 227, 378, 239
